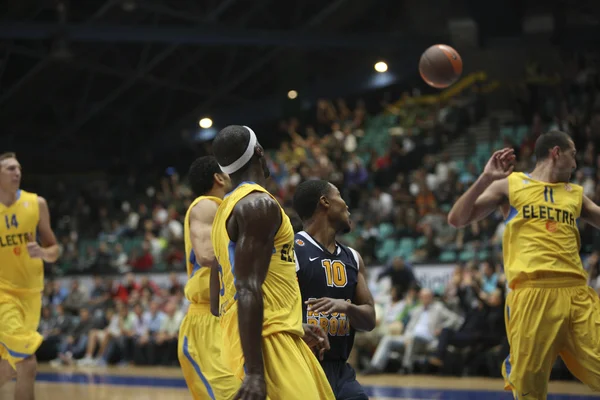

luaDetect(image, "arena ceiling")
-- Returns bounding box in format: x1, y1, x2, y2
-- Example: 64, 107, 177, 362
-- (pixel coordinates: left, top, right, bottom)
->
0, 0, 445, 170
0, 0, 595, 172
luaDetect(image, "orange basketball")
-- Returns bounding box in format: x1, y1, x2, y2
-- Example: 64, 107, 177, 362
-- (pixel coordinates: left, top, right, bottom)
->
419, 44, 463, 89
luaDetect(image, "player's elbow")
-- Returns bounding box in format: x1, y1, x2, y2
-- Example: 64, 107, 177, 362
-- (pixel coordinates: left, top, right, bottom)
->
235, 279, 262, 300
364, 312, 377, 331
447, 211, 467, 228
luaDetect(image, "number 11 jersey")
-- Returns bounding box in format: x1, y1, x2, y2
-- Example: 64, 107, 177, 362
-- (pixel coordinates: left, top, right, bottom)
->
503, 171, 587, 288
294, 230, 360, 362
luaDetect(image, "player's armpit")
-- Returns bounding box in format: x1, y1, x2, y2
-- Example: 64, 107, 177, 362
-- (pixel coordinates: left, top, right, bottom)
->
581, 195, 600, 229
348, 252, 376, 332
448, 177, 508, 228
232, 193, 282, 377
37, 196, 59, 262
189, 199, 219, 266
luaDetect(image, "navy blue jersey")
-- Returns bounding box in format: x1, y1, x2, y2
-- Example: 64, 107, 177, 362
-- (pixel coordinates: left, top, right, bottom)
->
294, 230, 360, 362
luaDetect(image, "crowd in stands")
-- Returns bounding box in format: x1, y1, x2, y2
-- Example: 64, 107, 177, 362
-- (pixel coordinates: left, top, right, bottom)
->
36, 51, 599, 379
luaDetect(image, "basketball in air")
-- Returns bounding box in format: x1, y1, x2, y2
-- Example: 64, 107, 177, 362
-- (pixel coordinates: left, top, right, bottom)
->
419, 44, 463, 89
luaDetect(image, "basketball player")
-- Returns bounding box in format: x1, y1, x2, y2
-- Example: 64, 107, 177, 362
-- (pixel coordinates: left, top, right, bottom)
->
0, 152, 59, 400
211, 125, 335, 400
448, 131, 600, 400
177, 156, 240, 400
293, 180, 376, 400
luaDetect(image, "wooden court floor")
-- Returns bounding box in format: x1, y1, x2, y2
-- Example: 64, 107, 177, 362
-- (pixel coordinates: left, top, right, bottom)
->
1, 364, 599, 399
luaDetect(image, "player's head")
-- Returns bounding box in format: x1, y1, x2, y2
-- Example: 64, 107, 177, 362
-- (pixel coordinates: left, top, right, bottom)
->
293, 179, 351, 234
534, 130, 576, 182
212, 125, 270, 182
187, 156, 231, 198
0, 152, 21, 193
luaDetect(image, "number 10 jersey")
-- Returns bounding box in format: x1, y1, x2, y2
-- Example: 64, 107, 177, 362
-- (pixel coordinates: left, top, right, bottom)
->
294, 230, 360, 362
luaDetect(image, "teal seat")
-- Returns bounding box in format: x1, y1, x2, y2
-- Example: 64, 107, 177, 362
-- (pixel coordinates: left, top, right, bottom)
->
439, 250, 457, 262
378, 223, 394, 239
415, 236, 427, 248
478, 250, 490, 260
399, 237, 416, 252
376, 239, 397, 262
459, 250, 475, 262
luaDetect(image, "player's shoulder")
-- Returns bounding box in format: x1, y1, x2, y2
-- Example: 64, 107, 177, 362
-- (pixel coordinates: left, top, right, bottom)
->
337, 242, 361, 270
189, 197, 220, 222
19, 190, 43, 207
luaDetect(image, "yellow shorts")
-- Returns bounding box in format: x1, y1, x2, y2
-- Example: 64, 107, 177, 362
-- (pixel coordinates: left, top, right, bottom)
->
0, 289, 43, 369
502, 282, 600, 399
178, 303, 240, 400
221, 315, 334, 400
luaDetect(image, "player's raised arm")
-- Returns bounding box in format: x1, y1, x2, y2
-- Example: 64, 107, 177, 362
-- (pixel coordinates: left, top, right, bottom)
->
30, 196, 59, 262
189, 199, 219, 266
581, 195, 600, 229
448, 148, 514, 228
232, 193, 281, 395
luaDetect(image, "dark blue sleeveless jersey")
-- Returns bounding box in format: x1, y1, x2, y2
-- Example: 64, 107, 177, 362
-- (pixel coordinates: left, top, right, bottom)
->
294, 230, 360, 362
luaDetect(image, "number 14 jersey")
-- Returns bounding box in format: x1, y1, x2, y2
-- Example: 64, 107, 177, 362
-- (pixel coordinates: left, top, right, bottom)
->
294, 230, 360, 362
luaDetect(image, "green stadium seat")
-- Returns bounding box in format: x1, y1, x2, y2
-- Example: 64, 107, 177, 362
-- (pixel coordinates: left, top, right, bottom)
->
459, 250, 475, 262
378, 223, 394, 239
439, 250, 457, 262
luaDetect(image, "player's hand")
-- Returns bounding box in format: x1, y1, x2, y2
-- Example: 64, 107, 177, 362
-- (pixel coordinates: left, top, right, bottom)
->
482, 148, 516, 181
233, 374, 266, 400
305, 297, 349, 314
302, 323, 330, 360
26, 233, 44, 259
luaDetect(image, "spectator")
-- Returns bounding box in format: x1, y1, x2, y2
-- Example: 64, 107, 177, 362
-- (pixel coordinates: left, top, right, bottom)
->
63, 280, 88, 315
51, 308, 94, 366
364, 289, 462, 374
377, 257, 416, 296
154, 301, 182, 365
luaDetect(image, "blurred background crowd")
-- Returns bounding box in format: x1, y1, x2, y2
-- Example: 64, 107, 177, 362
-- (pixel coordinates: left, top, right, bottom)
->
32, 48, 600, 381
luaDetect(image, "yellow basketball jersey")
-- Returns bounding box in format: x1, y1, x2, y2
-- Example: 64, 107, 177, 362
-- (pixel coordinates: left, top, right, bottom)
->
212, 182, 304, 338
0, 190, 43, 292
183, 196, 222, 305
503, 172, 586, 288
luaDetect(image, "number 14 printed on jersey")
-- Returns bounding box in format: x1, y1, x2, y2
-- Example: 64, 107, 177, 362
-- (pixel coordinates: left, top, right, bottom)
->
4, 214, 18, 229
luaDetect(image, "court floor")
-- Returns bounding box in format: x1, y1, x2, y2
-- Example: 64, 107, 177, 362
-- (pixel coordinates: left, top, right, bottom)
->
1, 364, 599, 399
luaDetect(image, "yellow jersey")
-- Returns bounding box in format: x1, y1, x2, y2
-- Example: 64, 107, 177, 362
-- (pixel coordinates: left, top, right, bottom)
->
503, 172, 586, 288
0, 190, 43, 293
183, 195, 221, 305
212, 182, 303, 338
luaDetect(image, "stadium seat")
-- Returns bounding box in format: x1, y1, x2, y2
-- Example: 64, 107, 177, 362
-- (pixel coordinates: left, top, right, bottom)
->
439, 250, 457, 262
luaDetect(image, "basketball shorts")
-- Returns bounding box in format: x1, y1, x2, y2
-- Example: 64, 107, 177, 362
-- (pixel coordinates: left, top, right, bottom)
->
502, 282, 600, 400
178, 303, 240, 400
321, 361, 368, 400
220, 315, 335, 399
0, 289, 43, 369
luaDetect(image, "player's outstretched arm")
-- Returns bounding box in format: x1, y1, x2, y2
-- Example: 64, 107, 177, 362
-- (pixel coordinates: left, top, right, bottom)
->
30, 196, 59, 262
189, 199, 219, 266
448, 148, 513, 228
232, 193, 281, 394
581, 195, 600, 229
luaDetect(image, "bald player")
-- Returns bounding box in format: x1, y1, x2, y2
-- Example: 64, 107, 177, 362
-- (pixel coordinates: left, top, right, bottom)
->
211, 125, 334, 400
449, 131, 600, 399
0, 152, 59, 400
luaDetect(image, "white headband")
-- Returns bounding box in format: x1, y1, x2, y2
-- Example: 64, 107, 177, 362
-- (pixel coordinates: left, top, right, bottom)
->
218, 126, 257, 175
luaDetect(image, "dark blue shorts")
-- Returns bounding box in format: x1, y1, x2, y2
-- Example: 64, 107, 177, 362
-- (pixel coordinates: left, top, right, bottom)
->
321, 361, 368, 400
